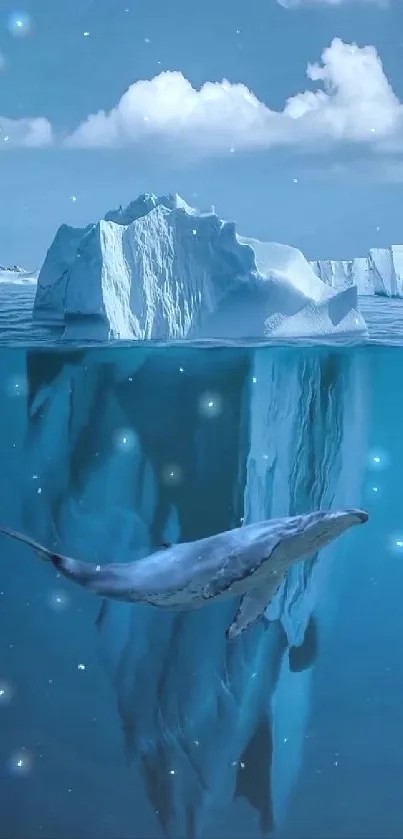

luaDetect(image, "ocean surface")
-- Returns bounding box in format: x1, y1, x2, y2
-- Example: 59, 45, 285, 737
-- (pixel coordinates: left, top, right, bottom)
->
1, 283, 403, 839
1, 280, 403, 346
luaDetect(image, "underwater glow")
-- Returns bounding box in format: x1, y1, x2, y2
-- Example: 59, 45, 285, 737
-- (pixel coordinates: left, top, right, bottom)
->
47, 589, 70, 612
113, 427, 137, 453
0, 679, 14, 706
7, 11, 32, 37
161, 462, 183, 487
8, 748, 34, 777
388, 533, 403, 554
5, 374, 27, 399
368, 449, 389, 470
198, 390, 223, 418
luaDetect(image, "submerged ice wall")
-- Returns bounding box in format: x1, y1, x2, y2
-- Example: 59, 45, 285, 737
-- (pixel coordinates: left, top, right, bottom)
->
20, 342, 368, 839
243, 349, 367, 825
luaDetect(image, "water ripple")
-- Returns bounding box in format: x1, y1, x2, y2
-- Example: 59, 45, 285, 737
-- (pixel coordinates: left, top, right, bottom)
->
0, 283, 402, 348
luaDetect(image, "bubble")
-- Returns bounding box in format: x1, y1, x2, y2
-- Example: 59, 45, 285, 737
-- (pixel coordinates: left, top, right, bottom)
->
113, 427, 137, 453
47, 589, 70, 613
368, 449, 388, 471
198, 391, 223, 419
0, 679, 15, 706
8, 748, 34, 777
7, 11, 32, 38
5, 374, 27, 399
161, 463, 183, 487
366, 482, 381, 498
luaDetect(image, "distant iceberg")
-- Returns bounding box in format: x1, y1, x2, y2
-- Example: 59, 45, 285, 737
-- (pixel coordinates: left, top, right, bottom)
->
0, 264, 26, 273
0, 264, 37, 284
32, 193, 367, 341
311, 245, 403, 297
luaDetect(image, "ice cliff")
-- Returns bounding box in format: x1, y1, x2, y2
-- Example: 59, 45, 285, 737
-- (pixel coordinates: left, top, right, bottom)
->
17, 341, 368, 838
311, 245, 403, 297
33, 193, 366, 340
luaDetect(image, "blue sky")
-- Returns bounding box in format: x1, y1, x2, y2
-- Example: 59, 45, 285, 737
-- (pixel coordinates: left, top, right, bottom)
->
0, 0, 402, 266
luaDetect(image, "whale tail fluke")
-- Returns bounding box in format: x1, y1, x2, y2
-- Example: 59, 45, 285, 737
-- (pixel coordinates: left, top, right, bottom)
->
0, 525, 63, 565
0, 525, 112, 593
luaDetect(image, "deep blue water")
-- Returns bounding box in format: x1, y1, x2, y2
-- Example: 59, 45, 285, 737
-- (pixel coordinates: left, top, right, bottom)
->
0, 285, 403, 839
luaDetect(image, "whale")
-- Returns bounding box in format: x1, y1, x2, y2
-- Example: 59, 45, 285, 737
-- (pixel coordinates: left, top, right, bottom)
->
0, 507, 368, 639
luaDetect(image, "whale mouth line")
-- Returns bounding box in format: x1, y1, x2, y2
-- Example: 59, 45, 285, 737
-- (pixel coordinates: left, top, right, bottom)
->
352, 509, 369, 524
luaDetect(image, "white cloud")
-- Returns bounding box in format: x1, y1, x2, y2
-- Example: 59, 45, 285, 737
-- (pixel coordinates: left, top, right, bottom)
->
63, 73, 271, 152
0, 116, 53, 148
64, 39, 403, 154
1, 39, 402, 156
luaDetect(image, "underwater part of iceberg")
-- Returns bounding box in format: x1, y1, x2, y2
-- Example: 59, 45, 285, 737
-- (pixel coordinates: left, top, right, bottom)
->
19, 342, 368, 838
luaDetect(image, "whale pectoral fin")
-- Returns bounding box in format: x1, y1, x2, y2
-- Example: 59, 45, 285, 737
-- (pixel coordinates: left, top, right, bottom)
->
226, 573, 285, 641
95, 598, 109, 629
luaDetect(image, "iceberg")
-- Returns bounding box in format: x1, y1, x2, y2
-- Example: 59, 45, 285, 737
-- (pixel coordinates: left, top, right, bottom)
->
33, 193, 367, 340
0, 265, 37, 284
311, 245, 403, 297
19, 340, 368, 838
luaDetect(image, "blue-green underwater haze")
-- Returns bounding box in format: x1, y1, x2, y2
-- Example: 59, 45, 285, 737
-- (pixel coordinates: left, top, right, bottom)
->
0, 340, 401, 839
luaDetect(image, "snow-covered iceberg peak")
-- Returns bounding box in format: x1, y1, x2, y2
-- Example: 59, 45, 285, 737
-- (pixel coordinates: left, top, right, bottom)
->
33, 192, 367, 340
104, 191, 214, 225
